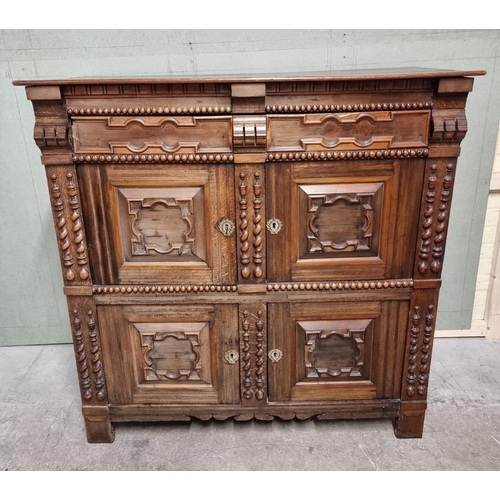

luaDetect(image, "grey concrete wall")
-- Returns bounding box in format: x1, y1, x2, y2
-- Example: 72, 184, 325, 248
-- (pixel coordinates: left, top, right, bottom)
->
1, 29, 499, 346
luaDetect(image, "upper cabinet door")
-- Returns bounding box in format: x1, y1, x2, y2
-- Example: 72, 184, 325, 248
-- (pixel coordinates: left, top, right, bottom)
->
266, 158, 424, 282
77, 163, 237, 285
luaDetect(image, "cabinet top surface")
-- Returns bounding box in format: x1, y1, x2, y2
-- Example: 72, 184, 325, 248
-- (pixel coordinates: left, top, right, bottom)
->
12, 67, 486, 86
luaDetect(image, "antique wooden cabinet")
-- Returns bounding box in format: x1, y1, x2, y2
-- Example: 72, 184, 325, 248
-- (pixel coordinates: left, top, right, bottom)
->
14, 69, 484, 442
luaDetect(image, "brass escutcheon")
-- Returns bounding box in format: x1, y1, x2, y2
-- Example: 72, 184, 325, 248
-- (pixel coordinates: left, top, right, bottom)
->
218, 219, 235, 237
224, 349, 239, 364
268, 349, 283, 363
266, 218, 283, 235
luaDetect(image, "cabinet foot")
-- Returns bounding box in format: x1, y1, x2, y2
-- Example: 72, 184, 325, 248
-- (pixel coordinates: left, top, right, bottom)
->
394, 402, 427, 439
82, 406, 114, 443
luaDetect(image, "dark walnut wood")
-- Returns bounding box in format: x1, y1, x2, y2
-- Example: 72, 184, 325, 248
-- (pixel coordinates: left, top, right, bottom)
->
14, 69, 485, 442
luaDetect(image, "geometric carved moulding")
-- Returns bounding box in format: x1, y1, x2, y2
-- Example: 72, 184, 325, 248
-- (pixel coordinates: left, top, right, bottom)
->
136, 322, 210, 383
298, 319, 372, 380
71, 115, 233, 156
268, 110, 430, 152
118, 186, 206, 263
301, 182, 383, 256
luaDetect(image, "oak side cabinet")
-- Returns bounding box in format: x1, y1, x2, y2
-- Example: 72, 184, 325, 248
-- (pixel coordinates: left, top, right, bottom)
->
14, 69, 485, 443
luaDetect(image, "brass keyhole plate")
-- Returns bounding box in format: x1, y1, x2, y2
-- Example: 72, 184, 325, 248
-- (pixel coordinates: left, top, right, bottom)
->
224, 349, 239, 364
268, 349, 283, 363
218, 219, 235, 237
266, 218, 283, 235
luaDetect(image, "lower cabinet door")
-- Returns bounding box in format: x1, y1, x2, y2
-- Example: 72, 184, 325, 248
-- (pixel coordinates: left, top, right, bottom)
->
98, 303, 240, 405
267, 300, 408, 402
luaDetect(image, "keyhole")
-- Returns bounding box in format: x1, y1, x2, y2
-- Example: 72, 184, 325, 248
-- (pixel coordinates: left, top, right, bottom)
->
224, 349, 239, 364
268, 349, 283, 363
218, 219, 235, 236
266, 218, 282, 235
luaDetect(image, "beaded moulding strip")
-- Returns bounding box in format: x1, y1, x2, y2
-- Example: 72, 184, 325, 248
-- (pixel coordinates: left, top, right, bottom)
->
68, 106, 232, 116
266, 279, 414, 292
267, 149, 428, 162
265, 102, 432, 113
93, 284, 238, 294
73, 153, 234, 164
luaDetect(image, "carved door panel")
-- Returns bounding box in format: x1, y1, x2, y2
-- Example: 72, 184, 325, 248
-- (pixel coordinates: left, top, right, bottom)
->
266, 159, 424, 281
98, 303, 240, 405
77, 163, 236, 284
267, 300, 408, 402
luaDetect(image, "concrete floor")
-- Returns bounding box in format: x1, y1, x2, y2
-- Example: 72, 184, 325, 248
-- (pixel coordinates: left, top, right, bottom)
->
1, 338, 500, 471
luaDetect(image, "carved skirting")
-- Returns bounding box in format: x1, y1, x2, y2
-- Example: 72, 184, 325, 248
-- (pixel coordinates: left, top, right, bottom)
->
108, 403, 400, 422
266, 148, 428, 162
93, 284, 238, 294
266, 279, 414, 292
265, 102, 432, 113
186, 412, 316, 421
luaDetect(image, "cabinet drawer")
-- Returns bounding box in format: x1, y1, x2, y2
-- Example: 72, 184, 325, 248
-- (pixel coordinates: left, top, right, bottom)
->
71, 115, 233, 158
268, 111, 430, 154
